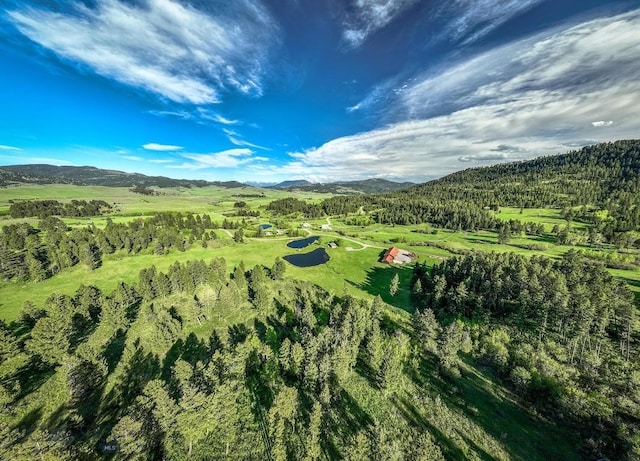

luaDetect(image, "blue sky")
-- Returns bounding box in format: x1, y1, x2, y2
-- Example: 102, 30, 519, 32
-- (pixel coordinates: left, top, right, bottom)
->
1, 0, 639, 183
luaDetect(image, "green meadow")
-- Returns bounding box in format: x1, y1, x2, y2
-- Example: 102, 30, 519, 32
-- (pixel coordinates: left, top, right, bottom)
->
1, 185, 639, 323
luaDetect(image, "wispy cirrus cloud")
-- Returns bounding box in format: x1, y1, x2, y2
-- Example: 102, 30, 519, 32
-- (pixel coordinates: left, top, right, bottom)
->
401, 10, 640, 120
433, 0, 544, 45
0, 154, 71, 165
143, 143, 183, 151
342, 0, 419, 48
284, 10, 640, 182
170, 148, 266, 169
8, 0, 280, 104
208, 114, 239, 125
0, 144, 22, 151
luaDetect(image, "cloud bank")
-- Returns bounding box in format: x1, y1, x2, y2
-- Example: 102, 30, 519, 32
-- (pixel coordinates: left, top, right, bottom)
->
284, 10, 640, 182
8, 0, 280, 104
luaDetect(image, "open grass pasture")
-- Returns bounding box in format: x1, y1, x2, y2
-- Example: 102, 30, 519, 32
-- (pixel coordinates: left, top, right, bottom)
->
1, 184, 638, 323
0, 184, 331, 226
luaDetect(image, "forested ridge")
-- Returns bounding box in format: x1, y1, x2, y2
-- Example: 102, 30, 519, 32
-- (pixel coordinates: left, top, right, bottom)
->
0, 164, 245, 189
267, 141, 640, 244
407, 140, 640, 207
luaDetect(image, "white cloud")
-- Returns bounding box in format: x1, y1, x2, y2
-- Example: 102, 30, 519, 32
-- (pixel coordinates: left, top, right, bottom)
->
592, 121, 614, 127
123, 155, 144, 161
8, 0, 279, 104
403, 10, 640, 120
459, 152, 511, 163
0, 144, 22, 151
148, 159, 174, 164
342, 0, 419, 48
172, 148, 265, 169
210, 114, 239, 125
283, 10, 640, 182
227, 136, 270, 151
143, 143, 183, 151
434, 0, 544, 45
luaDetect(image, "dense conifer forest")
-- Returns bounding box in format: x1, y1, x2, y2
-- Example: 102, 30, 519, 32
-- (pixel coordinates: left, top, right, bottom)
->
268, 141, 640, 246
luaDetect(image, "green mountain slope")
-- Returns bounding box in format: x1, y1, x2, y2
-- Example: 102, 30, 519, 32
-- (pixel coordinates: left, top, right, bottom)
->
405, 140, 640, 208
0, 164, 245, 188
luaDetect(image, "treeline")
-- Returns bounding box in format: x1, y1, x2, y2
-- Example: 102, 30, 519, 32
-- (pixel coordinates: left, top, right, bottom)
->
9, 199, 112, 218
399, 140, 640, 233
411, 250, 639, 458
0, 258, 446, 460
0, 212, 222, 283
266, 141, 640, 246
266, 196, 365, 218
409, 140, 640, 207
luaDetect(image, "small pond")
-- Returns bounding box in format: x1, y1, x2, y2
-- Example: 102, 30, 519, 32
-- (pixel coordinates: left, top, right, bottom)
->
283, 248, 330, 267
260, 224, 272, 230
287, 235, 319, 249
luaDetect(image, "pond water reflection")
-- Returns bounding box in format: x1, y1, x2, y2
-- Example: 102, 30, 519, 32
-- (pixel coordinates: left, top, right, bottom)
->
283, 248, 330, 267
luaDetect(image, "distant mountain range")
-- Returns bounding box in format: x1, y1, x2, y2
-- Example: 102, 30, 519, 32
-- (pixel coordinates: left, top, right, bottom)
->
0, 164, 415, 194
0, 164, 246, 189
266, 178, 415, 194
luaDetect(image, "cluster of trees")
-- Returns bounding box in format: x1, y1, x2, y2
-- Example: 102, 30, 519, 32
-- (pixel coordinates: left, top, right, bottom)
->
266, 198, 325, 218
9, 199, 111, 218
267, 196, 365, 219
0, 256, 448, 460
129, 186, 157, 196
0, 212, 222, 283
3, 246, 637, 458
411, 250, 640, 458
0, 220, 102, 282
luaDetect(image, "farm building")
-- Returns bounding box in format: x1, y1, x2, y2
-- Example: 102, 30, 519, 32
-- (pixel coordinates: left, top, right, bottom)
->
381, 247, 414, 264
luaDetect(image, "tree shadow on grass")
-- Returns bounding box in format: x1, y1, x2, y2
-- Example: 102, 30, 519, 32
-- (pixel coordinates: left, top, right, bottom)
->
103, 330, 127, 374
12, 406, 42, 437
392, 394, 469, 461
409, 352, 580, 461
323, 386, 374, 460
116, 346, 161, 409
11, 357, 56, 401
7, 319, 31, 338
347, 264, 415, 314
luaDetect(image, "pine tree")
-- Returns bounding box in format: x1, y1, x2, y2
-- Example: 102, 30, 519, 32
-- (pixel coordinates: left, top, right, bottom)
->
390, 273, 400, 297
304, 401, 323, 461
271, 257, 286, 280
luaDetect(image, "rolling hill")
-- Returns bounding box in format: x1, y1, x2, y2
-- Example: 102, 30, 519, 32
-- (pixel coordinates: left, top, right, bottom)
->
273, 178, 415, 194
402, 140, 640, 208
0, 164, 245, 189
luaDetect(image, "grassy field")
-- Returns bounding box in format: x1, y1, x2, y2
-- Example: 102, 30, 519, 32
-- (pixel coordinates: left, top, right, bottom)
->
0, 184, 330, 225
0, 235, 413, 322
2, 184, 620, 460
1, 184, 639, 321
